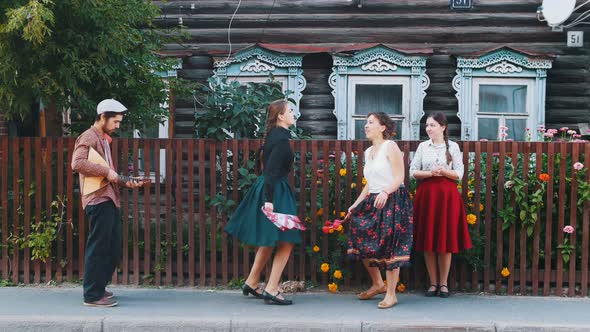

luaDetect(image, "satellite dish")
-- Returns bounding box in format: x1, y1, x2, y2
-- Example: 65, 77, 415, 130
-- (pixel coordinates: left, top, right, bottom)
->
541, 0, 576, 27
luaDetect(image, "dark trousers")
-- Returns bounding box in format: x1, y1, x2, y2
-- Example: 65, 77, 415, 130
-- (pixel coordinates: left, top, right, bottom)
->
83, 200, 121, 302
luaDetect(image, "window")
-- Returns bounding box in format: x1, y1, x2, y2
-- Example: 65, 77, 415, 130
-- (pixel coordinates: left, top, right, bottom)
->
474, 78, 534, 141
454, 47, 553, 141
212, 46, 306, 119
347, 76, 410, 139
329, 45, 430, 140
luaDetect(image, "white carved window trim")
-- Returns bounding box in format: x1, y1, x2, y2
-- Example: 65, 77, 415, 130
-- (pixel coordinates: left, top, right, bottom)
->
453, 48, 552, 141
347, 76, 411, 139
212, 47, 306, 119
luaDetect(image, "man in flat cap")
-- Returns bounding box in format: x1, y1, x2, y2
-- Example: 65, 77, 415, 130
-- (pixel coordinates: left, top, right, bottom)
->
71, 99, 146, 307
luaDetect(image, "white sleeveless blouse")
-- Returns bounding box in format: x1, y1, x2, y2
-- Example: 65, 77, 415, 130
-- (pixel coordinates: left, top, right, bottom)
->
364, 141, 395, 194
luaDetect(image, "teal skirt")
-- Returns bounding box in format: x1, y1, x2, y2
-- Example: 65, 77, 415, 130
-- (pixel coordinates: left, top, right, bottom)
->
225, 175, 301, 247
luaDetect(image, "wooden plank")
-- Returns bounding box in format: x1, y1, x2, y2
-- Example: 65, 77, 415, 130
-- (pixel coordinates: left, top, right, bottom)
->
495, 141, 505, 294
165, 139, 173, 285
321, 140, 330, 286
531, 142, 543, 295
507, 141, 517, 295
198, 140, 206, 286
310, 140, 319, 284
556, 142, 567, 295
45, 138, 53, 282
154, 140, 162, 286
209, 141, 217, 286
121, 139, 129, 284
581, 143, 590, 296
66, 138, 74, 281
56, 138, 64, 283
176, 140, 185, 286
221, 140, 229, 284
188, 139, 195, 286
34, 138, 43, 284
0, 138, 8, 280
143, 139, 152, 284
483, 142, 493, 293
132, 139, 140, 285
287, 140, 295, 281
241, 140, 250, 276
568, 143, 579, 296
11, 139, 20, 284
473, 141, 481, 292
543, 143, 555, 296
520, 142, 530, 295
231, 139, 239, 280
111, 139, 120, 284
297, 140, 308, 283
23, 138, 31, 284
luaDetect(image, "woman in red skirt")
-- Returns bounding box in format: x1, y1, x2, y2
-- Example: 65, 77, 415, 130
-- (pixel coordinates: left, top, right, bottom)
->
410, 112, 472, 298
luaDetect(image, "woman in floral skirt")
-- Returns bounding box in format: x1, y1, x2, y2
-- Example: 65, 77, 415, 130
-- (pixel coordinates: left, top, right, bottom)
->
347, 112, 413, 309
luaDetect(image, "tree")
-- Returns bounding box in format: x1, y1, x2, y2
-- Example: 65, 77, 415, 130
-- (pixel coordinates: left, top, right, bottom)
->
0, 0, 182, 135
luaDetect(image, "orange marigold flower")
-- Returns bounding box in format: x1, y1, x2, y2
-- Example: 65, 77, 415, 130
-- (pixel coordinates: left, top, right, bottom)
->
362, 177, 367, 186
328, 282, 338, 293
479, 203, 484, 212
336, 225, 344, 233
466, 214, 477, 225
316, 208, 324, 217
313, 245, 320, 253
333, 270, 342, 279
396, 282, 406, 293
329, 228, 335, 234
340, 211, 346, 218
350, 183, 357, 189
501, 267, 510, 278
538, 173, 551, 182
339, 168, 347, 177
321, 263, 330, 273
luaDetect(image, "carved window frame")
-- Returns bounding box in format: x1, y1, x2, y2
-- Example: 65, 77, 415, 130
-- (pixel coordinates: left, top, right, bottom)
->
212, 46, 306, 119
453, 48, 553, 141
329, 45, 430, 140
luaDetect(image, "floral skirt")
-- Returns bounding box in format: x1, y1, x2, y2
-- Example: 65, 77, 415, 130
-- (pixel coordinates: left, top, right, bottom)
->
347, 187, 413, 270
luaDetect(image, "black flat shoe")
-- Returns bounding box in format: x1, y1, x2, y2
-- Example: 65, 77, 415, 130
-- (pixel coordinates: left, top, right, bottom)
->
263, 291, 293, 305
425, 284, 439, 297
242, 283, 264, 299
439, 285, 450, 298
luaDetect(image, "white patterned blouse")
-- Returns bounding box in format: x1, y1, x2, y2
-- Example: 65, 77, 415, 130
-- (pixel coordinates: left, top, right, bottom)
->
409, 139, 464, 180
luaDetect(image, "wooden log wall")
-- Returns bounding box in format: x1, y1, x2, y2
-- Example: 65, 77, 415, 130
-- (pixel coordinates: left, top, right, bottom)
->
155, 0, 590, 139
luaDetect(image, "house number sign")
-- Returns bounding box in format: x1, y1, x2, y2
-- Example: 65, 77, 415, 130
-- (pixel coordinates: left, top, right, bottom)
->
451, 0, 472, 9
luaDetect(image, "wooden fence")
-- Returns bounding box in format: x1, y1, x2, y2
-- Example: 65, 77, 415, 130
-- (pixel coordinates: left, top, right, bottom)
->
0, 137, 588, 296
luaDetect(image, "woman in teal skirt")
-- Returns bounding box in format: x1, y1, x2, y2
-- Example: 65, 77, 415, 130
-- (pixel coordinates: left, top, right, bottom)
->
225, 99, 300, 305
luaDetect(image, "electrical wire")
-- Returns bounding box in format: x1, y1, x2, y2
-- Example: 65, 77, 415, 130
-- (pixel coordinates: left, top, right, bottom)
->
226, 0, 243, 62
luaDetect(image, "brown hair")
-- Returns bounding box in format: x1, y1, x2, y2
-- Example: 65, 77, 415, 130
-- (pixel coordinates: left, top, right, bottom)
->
257, 99, 290, 172
367, 112, 396, 140
95, 111, 126, 122
428, 112, 452, 165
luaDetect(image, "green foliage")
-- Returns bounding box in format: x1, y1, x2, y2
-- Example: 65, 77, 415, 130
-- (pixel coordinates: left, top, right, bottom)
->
194, 76, 296, 140
0, 0, 185, 135
9, 195, 70, 263
500, 173, 548, 237
228, 276, 245, 289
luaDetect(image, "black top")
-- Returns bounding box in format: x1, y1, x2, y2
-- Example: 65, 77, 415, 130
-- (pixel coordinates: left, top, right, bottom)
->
262, 127, 294, 202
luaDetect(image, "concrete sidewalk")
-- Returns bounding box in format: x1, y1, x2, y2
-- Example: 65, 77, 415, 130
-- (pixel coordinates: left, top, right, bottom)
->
1, 287, 589, 331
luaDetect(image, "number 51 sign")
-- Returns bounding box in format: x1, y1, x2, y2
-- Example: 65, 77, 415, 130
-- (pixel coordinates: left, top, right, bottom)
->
451, 0, 472, 9
567, 31, 584, 48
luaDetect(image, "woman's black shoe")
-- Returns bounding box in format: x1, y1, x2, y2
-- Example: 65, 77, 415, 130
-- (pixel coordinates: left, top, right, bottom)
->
439, 285, 450, 298
242, 283, 264, 299
263, 291, 293, 305
425, 284, 439, 297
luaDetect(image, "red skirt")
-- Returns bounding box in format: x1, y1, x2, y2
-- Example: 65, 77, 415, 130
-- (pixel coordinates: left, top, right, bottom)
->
413, 177, 472, 253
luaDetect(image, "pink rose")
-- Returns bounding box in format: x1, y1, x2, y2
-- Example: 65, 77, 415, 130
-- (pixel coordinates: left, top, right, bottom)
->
560, 127, 569, 131
567, 130, 577, 135
544, 133, 554, 138
563, 225, 575, 234
573, 162, 584, 171
500, 133, 508, 137
479, 138, 489, 142
499, 126, 508, 131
